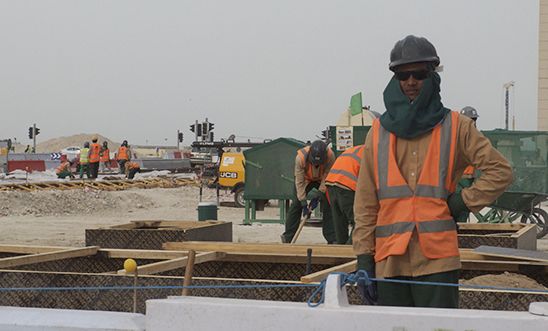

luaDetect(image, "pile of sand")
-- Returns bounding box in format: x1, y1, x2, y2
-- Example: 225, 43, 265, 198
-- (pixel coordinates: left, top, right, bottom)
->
36, 134, 119, 153
0, 189, 155, 217
461, 271, 547, 290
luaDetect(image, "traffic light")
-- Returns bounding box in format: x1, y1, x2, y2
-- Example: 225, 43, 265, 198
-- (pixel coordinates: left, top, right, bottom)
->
190, 124, 195, 132
208, 123, 214, 132
321, 127, 330, 141
202, 122, 208, 136
35, 127, 40, 136
28, 127, 33, 139
178, 132, 184, 142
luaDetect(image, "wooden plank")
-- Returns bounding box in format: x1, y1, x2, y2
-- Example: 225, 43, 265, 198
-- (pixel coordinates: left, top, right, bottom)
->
103, 248, 188, 260
117, 251, 224, 275
0, 246, 99, 269
221, 252, 352, 265
300, 260, 357, 283
163, 241, 355, 257
474, 246, 548, 263
458, 223, 524, 231
0, 245, 71, 254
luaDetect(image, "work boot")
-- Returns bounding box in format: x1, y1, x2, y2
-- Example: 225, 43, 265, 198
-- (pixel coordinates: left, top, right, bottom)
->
280, 234, 289, 244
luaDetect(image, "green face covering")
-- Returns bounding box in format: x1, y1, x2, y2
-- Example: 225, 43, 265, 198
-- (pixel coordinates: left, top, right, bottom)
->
380, 72, 450, 139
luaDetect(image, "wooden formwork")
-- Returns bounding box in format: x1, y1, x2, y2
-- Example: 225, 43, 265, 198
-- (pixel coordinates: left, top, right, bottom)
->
0, 177, 198, 192
85, 220, 233, 249
458, 223, 537, 250
0, 243, 545, 313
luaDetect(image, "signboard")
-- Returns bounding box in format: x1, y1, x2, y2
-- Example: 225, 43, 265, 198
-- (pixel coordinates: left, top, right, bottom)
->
336, 126, 353, 151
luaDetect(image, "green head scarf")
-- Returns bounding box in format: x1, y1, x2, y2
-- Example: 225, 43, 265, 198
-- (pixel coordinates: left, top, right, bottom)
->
380, 72, 450, 139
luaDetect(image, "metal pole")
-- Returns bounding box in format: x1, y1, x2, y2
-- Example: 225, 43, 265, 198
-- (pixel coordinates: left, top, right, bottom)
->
505, 88, 509, 130
32, 123, 36, 153
195, 120, 199, 142
177, 130, 180, 150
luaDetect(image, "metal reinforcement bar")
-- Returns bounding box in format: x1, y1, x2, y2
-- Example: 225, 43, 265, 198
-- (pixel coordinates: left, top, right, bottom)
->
0, 178, 198, 192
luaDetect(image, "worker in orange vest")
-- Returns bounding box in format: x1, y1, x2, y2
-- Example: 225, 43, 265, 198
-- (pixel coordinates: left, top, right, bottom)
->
88, 136, 101, 179
100, 141, 111, 172
281, 140, 336, 244
116, 140, 130, 174
353, 35, 512, 308
56, 154, 74, 179
325, 145, 364, 245
125, 161, 141, 179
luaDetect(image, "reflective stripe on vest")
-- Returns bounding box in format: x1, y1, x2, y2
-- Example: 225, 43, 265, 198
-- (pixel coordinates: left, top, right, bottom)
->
100, 148, 110, 162
325, 145, 363, 191
372, 111, 460, 262
117, 146, 129, 160
297, 146, 333, 182
89, 143, 101, 163
80, 148, 90, 164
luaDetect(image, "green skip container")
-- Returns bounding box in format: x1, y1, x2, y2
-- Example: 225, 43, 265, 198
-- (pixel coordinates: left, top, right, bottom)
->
197, 202, 218, 221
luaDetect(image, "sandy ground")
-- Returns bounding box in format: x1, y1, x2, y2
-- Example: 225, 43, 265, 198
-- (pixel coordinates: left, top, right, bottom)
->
0, 186, 326, 247
0, 185, 546, 251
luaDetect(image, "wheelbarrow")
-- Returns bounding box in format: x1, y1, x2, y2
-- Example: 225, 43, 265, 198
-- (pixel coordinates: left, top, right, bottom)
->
473, 191, 548, 239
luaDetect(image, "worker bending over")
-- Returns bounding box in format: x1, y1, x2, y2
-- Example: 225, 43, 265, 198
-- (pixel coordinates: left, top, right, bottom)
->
56, 155, 74, 179
125, 161, 141, 179
353, 35, 512, 308
325, 144, 364, 244
281, 140, 336, 244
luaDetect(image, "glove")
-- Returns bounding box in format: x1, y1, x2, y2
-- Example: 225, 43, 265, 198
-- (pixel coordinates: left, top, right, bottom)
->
300, 200, 310, 217
309, 197, 319, 211
356, 254, 378, 305
447, 192, 470, 223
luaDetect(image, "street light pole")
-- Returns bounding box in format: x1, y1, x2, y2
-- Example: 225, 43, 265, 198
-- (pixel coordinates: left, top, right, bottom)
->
32, 123, 36, 153
503, 81, 515, 130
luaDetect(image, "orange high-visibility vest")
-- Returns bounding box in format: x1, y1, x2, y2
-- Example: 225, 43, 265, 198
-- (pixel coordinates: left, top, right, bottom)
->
100, 148, 110, 162
56, 161, 70, 174
325, 145, 364, 191
297, 146, 334, 182
371, 111, 460, 263
89, 143, 101, 163
117, 146, 129, 161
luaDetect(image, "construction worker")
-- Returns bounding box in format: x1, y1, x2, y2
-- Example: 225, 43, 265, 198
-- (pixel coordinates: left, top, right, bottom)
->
79, 142, 91, 179
116, 140, 130, 174
456, 106, 480, 222
325, 145, 364, 244
88, 136, 101, 179
125, 161, 141, 179
281, 140, 336, 244
100, 141, 111, 172
56, 155, 74, 179
353, 35, 512, 308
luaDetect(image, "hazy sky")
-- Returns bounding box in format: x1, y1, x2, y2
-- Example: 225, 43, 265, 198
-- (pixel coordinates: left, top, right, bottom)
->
0, 0, 540, 146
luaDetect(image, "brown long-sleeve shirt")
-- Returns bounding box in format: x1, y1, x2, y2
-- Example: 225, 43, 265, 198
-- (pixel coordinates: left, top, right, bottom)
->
353, 114, 513, 278
295, 151, 336, 201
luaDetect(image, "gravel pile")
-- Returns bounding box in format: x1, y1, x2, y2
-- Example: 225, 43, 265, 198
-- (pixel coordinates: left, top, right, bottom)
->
0, 189, 156, 217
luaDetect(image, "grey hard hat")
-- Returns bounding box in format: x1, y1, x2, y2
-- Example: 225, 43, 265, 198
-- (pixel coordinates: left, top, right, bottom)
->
309, 140, 327, 166
389, 35, 440, 71
460, 106, 479, 119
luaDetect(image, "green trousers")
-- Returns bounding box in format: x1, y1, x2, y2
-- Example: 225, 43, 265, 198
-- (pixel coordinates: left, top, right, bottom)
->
378, 269, 459, 308
282, 182, 336, 243
79, 164, 90, 179
57, 170, 73, 179
326, 185, 355, 244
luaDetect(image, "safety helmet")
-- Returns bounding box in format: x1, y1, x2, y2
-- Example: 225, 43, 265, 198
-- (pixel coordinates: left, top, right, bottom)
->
308, 140, 328, 166
91, 135, 98, 142
389, 35, 440, 71
460, 106, 479, 119
83, 142, 90, 148
122, 140, 128, 147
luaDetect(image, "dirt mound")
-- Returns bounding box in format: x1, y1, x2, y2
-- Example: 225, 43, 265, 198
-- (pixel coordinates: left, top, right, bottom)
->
36, 134, 120, 153
461, 272, 547, 290
0, 189, 155, 217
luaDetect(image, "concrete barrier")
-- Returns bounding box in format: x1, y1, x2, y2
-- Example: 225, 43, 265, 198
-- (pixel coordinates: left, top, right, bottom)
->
146, 274, 548, 331
0, 306, 145, 330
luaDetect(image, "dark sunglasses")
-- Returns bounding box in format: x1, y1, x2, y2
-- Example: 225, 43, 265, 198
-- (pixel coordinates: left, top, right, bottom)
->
394, 70, 430, 81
